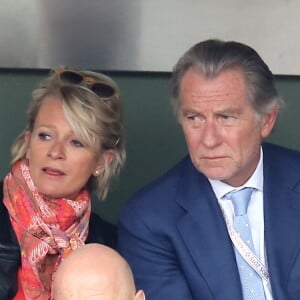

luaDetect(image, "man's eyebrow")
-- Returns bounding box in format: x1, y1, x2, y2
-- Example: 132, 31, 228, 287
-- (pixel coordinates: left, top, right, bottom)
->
215, 107, 243, 115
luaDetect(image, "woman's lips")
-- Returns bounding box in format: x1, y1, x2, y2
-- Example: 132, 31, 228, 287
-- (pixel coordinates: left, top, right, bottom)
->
43, 167, 65, 176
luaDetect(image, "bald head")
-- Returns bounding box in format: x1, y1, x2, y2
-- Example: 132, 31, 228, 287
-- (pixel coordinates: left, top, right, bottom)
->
53, 244, 145, 300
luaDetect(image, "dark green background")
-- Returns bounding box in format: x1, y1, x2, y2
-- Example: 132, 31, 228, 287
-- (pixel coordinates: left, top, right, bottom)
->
1, 69, 299, 223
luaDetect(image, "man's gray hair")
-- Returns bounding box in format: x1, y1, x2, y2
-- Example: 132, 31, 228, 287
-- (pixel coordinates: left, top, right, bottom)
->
171, 39, 284, 118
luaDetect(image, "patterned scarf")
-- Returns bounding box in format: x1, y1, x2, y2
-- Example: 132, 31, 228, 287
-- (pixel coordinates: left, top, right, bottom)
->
3, 160, 91, 299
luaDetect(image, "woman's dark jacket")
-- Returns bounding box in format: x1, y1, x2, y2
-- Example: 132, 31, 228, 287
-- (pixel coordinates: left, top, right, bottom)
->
0, 181, 117, 300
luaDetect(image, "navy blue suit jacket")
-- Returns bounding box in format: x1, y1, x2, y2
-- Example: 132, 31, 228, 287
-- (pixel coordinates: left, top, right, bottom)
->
118, 143, 300, 300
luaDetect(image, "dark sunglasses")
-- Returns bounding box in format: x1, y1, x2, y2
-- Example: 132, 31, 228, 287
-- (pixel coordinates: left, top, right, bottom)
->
57, 70, 117, 99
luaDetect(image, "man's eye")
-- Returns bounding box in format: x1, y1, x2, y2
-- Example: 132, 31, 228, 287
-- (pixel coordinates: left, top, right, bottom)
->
187, 115, 196, 121
185, 113, 202, 121
218, 114, 237, 124
221, 115, 231, 119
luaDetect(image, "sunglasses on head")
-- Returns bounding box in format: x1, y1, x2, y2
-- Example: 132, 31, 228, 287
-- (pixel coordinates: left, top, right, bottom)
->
56, 70, 117, 99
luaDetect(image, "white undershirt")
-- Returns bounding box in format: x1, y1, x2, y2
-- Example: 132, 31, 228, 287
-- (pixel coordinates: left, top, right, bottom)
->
209, 148, 273, 299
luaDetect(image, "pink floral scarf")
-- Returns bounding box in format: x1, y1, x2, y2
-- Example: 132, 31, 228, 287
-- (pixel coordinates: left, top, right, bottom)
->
3, 160, 91, 299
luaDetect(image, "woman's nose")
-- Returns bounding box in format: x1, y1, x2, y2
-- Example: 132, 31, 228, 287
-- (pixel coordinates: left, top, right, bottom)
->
47, 141, 65, 159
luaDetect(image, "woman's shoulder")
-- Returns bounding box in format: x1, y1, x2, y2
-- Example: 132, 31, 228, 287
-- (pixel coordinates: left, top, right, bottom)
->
0, 181, 21, 299
0, 181, 20, 251
0, 181, 2, 198
87, 212, 117, 249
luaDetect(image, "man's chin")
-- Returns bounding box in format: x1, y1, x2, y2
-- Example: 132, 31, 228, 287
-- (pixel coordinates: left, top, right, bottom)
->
198, 166, 229, 180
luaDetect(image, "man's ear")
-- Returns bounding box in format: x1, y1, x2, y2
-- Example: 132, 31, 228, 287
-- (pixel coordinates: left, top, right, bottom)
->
134, 290, 145, 300
261, 104, 279, 139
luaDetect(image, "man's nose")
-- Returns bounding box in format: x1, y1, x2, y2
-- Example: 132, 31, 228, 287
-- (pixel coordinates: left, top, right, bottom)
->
201, 121, 222, 148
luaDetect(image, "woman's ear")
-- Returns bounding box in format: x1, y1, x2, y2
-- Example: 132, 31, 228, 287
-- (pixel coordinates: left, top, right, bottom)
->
93, 150, 115, 176
93, 168, 102, 176
103, 149, 115, 167
24, 131, 31, 159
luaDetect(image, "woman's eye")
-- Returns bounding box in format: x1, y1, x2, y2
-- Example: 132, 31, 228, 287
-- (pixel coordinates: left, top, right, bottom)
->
71, 139, 84, 148
38, 132, 51, 140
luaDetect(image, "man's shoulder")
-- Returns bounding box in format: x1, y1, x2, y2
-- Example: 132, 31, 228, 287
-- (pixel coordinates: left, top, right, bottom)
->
120, 155, 203, 217
130, 156, 192, 198
119, 156, 200, 233
263, 142, 300, 155
263, 142, 300, 180
263, 142, 300, 162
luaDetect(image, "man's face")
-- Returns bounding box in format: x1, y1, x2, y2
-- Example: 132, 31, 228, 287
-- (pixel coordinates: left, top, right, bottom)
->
179, 67, 277, 187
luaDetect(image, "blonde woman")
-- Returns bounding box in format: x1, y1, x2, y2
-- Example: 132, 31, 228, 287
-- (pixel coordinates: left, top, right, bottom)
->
0, 67, 125, 299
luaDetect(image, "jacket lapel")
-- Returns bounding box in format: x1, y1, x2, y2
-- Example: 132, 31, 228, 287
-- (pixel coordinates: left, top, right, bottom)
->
175, 161, 243, 299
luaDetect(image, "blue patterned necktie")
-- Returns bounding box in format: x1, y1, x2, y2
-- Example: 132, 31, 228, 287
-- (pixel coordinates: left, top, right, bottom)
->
228, 188, 266, 300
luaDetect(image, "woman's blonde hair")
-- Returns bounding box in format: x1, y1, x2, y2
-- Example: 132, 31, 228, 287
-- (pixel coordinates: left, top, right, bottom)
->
12, 67, 126, 199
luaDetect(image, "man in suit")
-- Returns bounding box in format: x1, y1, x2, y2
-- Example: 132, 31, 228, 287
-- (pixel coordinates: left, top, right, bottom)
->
118, 39, 300, 299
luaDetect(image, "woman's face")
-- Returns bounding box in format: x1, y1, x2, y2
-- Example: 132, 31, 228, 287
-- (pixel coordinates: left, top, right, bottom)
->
25, 96, 102, 199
